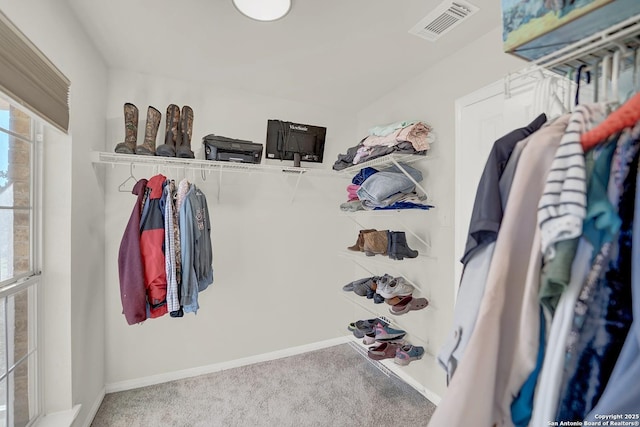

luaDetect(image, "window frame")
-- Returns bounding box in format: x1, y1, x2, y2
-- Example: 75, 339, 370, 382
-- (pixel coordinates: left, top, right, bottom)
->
0, 93, 43, 426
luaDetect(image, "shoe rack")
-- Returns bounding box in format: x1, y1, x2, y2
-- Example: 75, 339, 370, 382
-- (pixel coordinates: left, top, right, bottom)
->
337, 154, 441, 402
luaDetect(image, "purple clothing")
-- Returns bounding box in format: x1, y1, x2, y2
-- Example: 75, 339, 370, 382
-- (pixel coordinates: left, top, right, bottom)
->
118, 179, 149, 325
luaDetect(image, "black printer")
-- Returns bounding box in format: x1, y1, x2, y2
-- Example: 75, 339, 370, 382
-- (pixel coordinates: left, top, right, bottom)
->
203, 134, 263, 164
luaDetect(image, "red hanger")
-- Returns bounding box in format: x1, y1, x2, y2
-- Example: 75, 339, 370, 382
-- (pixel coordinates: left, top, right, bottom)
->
581, 91, 640, 151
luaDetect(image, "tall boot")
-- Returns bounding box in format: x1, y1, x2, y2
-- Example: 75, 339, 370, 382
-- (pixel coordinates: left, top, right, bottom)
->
176, 105, 195, 159
388, 231, 419, 260
156, 104, 180, 157
363, 230, 389, 256
135, 106, 161, 155
347, 229, 376, 252
114, 103, 138, 154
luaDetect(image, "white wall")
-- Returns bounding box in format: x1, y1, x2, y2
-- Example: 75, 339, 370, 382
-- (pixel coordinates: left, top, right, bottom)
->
103, 70, 357, 385
355, 26, 526, 398
0, 1, 108, 426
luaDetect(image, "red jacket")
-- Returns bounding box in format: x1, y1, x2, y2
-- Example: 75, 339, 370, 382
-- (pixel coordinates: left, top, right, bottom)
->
140, 174, 168, 318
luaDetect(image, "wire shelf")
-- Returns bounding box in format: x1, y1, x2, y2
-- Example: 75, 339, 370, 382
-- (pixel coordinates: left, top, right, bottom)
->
336, 153, 433, 176
91, 151, 337, 176
508, 14, 640, 81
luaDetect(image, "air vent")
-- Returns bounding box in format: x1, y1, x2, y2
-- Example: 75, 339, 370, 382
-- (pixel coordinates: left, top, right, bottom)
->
409, 0, 478, 42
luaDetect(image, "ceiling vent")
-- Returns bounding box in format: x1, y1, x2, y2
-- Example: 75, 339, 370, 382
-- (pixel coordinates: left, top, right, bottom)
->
409, 0, 478, 42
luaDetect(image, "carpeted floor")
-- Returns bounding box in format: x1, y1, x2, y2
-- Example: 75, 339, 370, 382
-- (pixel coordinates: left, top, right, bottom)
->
91, 343, 436, 427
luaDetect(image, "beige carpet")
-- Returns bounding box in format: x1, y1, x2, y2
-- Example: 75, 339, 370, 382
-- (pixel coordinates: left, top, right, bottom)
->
91, 343, 436, 427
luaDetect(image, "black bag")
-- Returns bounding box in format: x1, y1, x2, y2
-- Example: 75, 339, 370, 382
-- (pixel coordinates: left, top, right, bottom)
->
202, 134, 263, 164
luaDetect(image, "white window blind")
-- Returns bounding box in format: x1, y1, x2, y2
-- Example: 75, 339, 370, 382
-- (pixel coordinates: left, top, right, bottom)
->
0, 10, 70, 133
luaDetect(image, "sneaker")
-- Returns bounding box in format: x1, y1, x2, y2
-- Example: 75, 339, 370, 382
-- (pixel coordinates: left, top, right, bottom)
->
394, 345, 424, 365
377, 277, 414, 299
373, 321, 406, 341
368, 342, 402, 360
353, 318, 379, 337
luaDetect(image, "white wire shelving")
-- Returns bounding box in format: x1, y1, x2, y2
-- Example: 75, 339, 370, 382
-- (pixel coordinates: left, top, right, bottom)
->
336, 153, 432, 175
91, 151, 342, 203
91, 151, 337, 176
506, 13, 640, 96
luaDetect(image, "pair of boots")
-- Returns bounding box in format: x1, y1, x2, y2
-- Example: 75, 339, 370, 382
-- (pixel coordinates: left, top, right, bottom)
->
114, 103, 194, 158
347, 229, 418, 260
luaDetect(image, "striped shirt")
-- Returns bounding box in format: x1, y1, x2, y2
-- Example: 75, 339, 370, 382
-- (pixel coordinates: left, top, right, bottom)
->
538, 104, 606, 259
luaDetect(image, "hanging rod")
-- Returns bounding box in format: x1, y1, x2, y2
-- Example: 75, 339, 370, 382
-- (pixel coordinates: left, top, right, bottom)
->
91, 151, 337, 177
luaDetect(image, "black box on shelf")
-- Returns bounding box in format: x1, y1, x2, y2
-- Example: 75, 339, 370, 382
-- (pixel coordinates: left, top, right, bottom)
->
203, 134, 263, 164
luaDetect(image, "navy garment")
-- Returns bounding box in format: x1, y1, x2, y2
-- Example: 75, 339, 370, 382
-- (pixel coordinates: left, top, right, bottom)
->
461, 113, 547, 264
556, 148, 638, 421
352, 167, 378, 185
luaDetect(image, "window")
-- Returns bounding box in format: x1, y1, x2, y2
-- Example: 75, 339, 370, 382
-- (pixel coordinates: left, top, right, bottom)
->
0, 95, 40, 427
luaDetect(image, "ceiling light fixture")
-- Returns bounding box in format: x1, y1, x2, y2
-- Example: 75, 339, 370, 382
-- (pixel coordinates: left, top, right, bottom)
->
232, 0, 291, 22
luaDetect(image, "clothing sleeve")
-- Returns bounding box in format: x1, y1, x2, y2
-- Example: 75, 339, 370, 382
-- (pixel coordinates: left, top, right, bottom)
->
461, 113, 547, 265
180, 196, 199, 313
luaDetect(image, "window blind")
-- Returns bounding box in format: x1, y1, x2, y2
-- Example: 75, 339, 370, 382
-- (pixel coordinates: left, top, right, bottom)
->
0, 10, 70, 133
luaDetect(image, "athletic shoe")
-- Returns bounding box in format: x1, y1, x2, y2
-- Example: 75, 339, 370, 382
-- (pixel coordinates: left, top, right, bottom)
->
394, 345, 424, 365
376, 277, 414, 299
353, 318, 378, 336
373, 321, 406, 341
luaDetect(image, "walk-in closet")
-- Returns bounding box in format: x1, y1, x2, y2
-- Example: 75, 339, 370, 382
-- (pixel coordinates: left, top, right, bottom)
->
0, 1, 638, 426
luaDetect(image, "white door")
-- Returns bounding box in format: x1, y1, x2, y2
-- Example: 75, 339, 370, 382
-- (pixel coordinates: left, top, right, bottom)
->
453, 75, 553, 296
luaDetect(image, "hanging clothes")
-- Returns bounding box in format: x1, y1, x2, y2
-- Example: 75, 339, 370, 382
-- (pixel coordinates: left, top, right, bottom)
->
429, 114, 570, 427
140, 174, 168, 318
438, 113, 546, 382
163, 179, 182, 316
460, 113, 547, 265
117, 178, 149, 325
555, 136, 638, 420
584, 155, 640, 419
439, 86, 640, 426
178, 178, 213, 314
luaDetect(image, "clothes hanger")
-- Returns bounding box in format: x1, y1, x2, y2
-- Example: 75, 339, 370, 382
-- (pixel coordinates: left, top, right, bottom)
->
118, 163, 138, 193
574, 64, 591, 107
581, 49, 640, 151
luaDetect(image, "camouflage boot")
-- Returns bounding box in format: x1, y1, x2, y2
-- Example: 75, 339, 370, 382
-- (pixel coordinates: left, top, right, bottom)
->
176, 105, 195, 159
135, 106, 161, 155
156, 104, 180, 157
114, 103, 138, 154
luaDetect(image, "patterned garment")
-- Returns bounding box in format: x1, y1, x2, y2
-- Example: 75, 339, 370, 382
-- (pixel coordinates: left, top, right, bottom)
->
556, 147, 638, 421
164, 180, 180, 314
538, 103, 606, 259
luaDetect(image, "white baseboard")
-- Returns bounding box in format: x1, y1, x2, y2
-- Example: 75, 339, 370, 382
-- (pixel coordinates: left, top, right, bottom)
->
385, 364, 442, 405
81, 387, 106, 427
33, 404, 81, 427
106, 336, 350, 393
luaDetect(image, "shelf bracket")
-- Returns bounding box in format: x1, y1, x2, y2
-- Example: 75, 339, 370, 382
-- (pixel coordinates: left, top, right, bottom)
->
389, 158, 430, 201
217, 168, 223, 203
289, 170, 304, 204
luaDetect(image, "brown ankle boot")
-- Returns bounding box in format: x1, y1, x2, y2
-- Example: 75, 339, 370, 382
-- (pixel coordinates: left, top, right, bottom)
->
114, 103, 138, 154
135, 106, 161, 155
347, 229, 376, 251
363, 230, 389, 256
